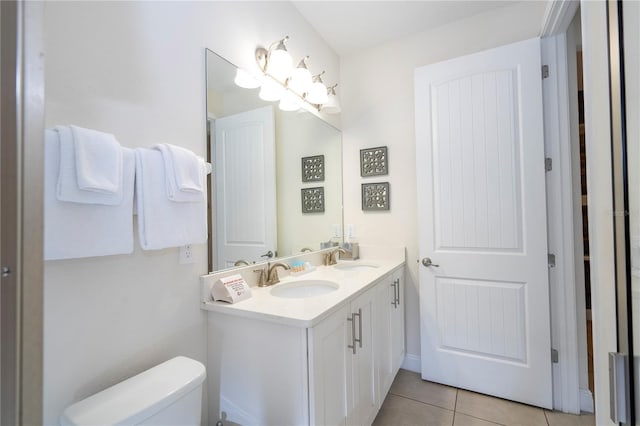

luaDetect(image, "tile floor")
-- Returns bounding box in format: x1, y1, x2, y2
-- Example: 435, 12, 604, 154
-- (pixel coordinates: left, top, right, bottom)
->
373, 370, 596, 426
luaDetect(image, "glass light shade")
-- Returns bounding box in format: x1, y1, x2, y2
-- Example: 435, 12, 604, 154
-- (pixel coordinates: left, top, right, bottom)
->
279, 91, 302, 112
266, 49, 293, 82
234, 69, 261, 89
259, 79, 284, 102
306, 81, 328, 104
322, 93, 341, 114
288, 66, 312, 95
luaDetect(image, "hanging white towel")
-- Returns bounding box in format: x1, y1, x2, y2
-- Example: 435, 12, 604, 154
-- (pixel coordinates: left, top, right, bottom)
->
44, 129, 135, 260
70, 125, 122, 193
135, 148, 207, 250
153, 144, 205, 203
56, 126, 124, 205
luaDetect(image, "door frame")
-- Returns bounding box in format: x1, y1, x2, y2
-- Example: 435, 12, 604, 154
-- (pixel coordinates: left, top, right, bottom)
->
540, 0, 596, 415
0, 1, 45, 424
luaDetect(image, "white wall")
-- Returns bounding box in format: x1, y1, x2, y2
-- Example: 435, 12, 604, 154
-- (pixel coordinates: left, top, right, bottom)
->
42, 2, 338, 424
340, 1, 547, 362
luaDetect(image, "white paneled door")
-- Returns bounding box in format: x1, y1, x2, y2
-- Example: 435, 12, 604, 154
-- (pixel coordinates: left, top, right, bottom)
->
213, 106, 276, 270
415, 37, 552, 409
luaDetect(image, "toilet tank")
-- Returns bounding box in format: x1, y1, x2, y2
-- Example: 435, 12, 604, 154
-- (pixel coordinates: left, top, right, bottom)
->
60, 356, 206, 425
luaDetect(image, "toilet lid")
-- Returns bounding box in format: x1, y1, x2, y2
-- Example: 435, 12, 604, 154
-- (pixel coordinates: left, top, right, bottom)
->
60, 356, 206, 425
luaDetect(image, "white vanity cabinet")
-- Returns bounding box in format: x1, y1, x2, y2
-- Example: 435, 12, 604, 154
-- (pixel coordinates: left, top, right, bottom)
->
309, 286, 377, 426
346, 285, 377, 426
374, 269, 406, 401
205, 265, 405, 426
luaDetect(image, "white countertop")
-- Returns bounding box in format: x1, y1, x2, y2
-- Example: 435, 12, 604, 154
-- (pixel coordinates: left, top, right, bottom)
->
201, 248, 405, 328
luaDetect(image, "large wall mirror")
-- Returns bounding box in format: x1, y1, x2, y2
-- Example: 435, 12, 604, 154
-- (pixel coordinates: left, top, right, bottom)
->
205, 49, 343, 272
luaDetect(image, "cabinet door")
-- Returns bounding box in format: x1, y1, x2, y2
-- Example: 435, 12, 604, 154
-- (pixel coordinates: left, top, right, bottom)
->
375, 274, 394, 402
390, 269, 406, 373
309, 304, 350, 426
348, 288, 377, 426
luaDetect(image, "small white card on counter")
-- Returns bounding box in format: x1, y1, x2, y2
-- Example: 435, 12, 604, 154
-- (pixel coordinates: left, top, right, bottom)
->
211, 274, 252, 304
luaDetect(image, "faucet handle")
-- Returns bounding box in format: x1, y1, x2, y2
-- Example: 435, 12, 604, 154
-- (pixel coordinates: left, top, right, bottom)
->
253, 268, 267, 287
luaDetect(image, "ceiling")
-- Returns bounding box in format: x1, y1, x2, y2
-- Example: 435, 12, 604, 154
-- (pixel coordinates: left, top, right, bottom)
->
291, 1, 523, 57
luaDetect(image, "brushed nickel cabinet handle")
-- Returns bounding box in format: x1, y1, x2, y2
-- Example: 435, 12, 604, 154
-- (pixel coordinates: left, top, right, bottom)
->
355, 308, 363, 348
347, 313, 357, 354
391, 282, 397, 308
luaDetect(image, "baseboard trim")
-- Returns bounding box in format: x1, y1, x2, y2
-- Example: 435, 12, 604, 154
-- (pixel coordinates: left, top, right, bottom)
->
401, 353, 421, 373
579, 388, 594, 413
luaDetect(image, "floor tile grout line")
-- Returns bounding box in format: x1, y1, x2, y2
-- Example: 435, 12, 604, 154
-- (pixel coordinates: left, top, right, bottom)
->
387, 391, 457, 413
452, 388, 458, 426
543, 409, 550, 426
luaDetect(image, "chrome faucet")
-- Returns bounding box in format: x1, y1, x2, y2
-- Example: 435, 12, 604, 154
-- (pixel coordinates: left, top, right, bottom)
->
324, 248, 347, 266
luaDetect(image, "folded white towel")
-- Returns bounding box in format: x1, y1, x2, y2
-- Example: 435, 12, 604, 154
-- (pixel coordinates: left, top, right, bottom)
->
70, 125, 122, 194
135, 148, 207, 250
44, 129, 134, 260
55, 126, 124, 205
154, 143, 205, 203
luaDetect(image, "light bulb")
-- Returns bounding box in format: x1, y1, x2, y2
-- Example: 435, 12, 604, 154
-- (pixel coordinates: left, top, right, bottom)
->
266, 49, 293, 83
323, 85, 341, 113
288, 57, 312, 95
259, 79, 284, 102
234, 69, 261, 89
307, 81, 328, 105
279, 91, 302, 112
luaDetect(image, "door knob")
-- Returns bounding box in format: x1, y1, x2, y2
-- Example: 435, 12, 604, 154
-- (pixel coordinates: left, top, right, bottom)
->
261, 250, 274, 258
421, 257, 439, 267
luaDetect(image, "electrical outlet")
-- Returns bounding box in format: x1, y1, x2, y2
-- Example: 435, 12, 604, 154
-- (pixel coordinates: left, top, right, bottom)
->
346, 224, 355, 241
179, 245, 196, 264
332, 223, 341, 238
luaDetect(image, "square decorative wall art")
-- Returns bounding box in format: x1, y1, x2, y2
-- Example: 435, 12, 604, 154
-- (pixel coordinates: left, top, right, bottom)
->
301, 187, 325, 213
301, 155, 325, 182
360, 146, 388, 177
362, 182, 390, 211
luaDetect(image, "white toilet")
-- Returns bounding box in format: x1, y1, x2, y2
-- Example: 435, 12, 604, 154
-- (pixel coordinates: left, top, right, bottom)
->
60, 356, 206, 425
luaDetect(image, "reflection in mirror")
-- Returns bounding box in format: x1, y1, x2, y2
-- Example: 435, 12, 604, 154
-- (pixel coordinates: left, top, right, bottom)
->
205, 49, 343, 272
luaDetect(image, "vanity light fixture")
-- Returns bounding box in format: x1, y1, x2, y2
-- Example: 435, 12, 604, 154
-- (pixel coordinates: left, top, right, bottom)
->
323, 84, 341, 114
288, 56, 312, 94
306, 71, 329, 105
263, 36, 293, 82
248, 36, 340, 113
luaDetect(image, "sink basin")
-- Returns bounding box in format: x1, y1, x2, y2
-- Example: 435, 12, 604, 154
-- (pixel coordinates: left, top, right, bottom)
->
333, 262, 380, 271
270, 280, 339, 299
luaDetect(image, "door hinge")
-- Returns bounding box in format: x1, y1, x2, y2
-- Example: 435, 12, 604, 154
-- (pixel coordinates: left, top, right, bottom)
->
545, 157, 552, 172
551, 348, 559, 363
542, 64, 550, 79
548, 254, 556, 268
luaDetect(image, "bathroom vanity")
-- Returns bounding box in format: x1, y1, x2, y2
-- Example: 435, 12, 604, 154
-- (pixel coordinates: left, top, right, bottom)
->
201, 247, 405, 426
